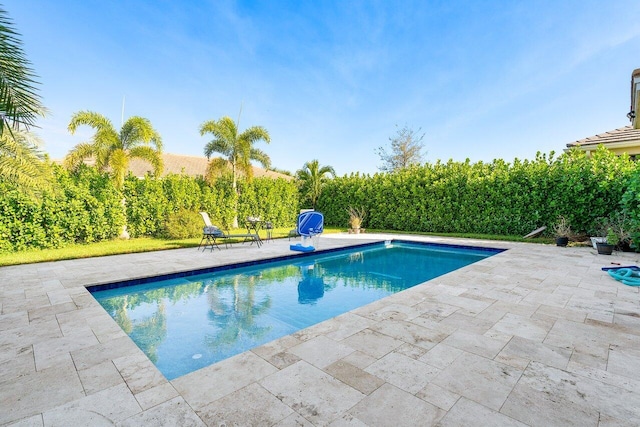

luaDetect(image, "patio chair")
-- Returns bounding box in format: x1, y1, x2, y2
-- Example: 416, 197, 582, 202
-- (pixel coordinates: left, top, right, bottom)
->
199, 212, 262, 250
199, 212, 225, 250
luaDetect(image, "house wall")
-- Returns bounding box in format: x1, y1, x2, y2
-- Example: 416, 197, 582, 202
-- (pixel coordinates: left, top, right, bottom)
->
632, 68, 640, 129
605, 145, 640, 158
577, 142, 640, 160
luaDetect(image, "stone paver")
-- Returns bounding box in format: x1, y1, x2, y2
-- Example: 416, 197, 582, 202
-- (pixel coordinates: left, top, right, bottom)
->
349, 383, 445, 426
260, 361, 365, 425
1, 233, 640, 425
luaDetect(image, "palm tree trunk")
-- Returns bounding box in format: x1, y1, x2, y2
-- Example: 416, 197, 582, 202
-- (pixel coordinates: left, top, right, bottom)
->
232, 158, 239, 228
119, 197, 130, 239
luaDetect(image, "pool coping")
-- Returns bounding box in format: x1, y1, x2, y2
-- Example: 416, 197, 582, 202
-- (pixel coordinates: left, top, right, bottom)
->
85, 239, 505, 292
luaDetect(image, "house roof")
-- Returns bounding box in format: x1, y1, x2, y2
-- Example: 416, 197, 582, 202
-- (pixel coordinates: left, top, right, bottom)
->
565, 125, 640, 149
55, 152, 294, 181
131, 153, 293, 180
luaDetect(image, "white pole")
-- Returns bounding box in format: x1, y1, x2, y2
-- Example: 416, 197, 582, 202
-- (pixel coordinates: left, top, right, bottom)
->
121, 96, 126, 127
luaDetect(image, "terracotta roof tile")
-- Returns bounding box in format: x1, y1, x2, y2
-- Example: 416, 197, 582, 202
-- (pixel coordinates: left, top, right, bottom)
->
54, 153, 293, 180
566, 125, 640, 148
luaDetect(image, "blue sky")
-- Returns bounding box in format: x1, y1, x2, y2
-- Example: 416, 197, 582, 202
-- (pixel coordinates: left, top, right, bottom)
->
6, 0, 640, 175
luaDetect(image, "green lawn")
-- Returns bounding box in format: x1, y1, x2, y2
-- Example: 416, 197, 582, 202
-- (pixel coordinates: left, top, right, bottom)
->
0, 227, 342, 266
0, 228, 551, 267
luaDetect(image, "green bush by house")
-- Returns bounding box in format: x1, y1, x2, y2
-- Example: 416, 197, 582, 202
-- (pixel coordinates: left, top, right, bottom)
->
621, 168, 640, 249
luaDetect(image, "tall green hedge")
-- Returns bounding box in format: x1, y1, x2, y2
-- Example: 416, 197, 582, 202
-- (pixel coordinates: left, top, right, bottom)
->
124, 174, 298, 237
0, 163, 298, 253
0, 165, 124, 252
237, 178, 299, 227
1, 146, 636, 254
317, 147, 638, 236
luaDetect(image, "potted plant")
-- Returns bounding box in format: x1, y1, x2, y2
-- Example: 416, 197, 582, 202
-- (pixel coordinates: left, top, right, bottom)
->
553, 216, 571, 247
590, 217, 609, 249
608, 212, 633, 251
347, 206, 366, 234
596, 229, 616, 255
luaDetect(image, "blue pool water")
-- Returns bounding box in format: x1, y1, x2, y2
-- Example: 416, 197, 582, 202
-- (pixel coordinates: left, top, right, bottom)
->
91, 240, 502, 379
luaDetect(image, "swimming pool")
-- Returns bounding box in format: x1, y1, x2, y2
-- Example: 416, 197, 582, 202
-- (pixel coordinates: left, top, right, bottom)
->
90, 240, 502, 379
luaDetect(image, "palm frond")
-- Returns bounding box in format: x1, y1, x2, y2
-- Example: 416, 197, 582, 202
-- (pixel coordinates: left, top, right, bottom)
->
240, 125, 271, 178
0, 7, 45, 133
200, 117, 237, 141
217, 116, 238, 139
295, 168, 310, 181
237, 151, 253, 179
204, 139, 232, 159
318, 165, 336, 178
94, 143, 114, 170
204, 157, 232, 184
201, 117, 238, 159
240, 126, 270, 145
249, 147, 271, 170
67, 111, 116, 136
63, 142, 95, 170
67, 111, 119, 170
128, 145, 163, 176
0, 129, 50, 190
121, 116, 163, 150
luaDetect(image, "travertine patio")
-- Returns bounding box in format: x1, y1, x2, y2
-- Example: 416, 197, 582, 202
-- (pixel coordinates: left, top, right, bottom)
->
1, 233, 639, 426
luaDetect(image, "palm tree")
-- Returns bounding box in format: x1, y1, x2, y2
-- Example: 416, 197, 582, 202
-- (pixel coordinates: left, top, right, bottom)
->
295, 159, 336, 209
200, 116, 270, 228
65, 111, 163, 238
0, 7, 45, 133
65, 111, 163, 190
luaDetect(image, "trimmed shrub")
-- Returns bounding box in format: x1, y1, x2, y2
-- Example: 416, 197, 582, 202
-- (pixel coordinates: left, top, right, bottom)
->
163, 209, 202, 239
